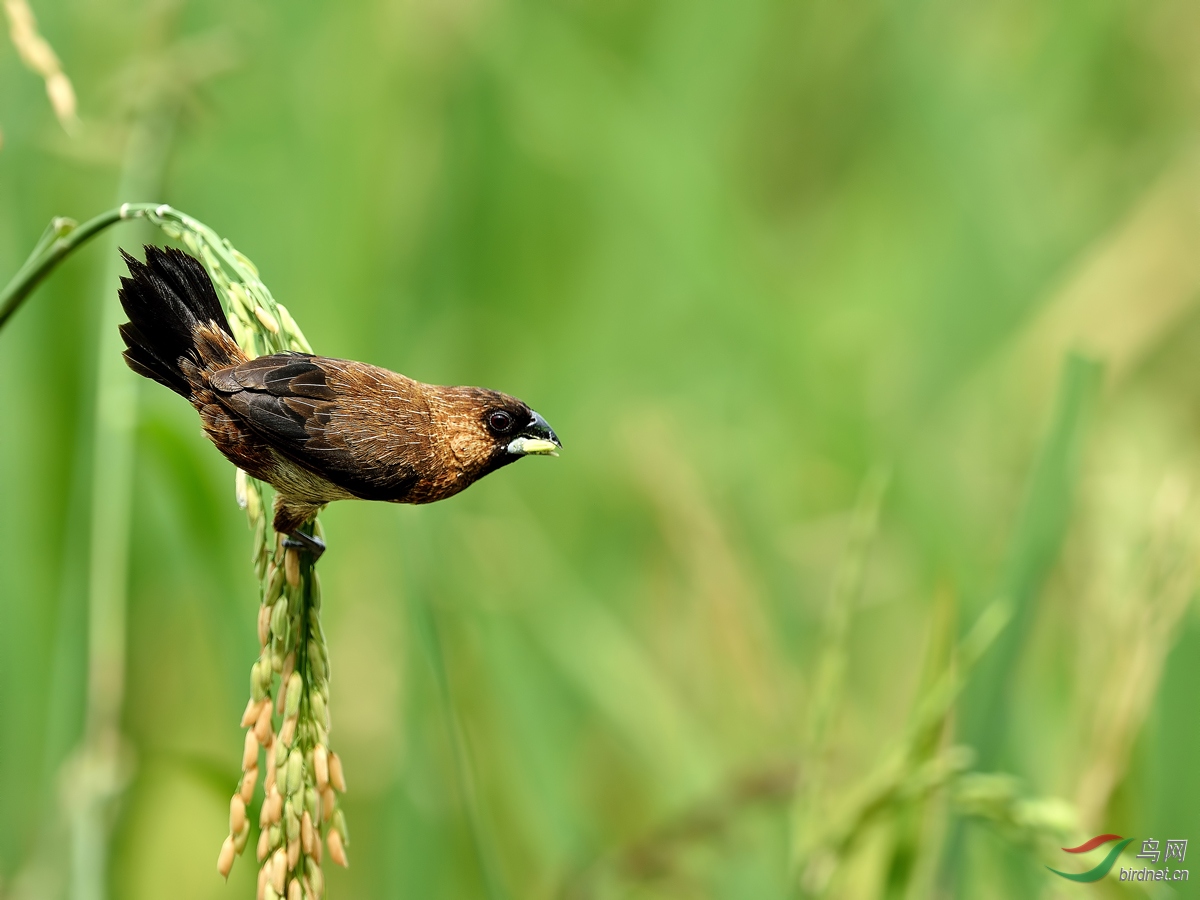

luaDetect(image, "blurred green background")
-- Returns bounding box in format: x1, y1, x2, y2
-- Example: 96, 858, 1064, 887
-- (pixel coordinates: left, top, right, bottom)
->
3, 1, 1200, 898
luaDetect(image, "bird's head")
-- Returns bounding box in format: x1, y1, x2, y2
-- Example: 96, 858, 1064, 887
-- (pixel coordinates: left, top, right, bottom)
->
432, 386, 561, 483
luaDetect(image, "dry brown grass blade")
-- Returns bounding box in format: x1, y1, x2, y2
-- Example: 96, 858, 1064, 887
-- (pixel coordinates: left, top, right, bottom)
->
3, 0, 78, 133
1072, 474, 1199, 831
1019, 150, 1200, 388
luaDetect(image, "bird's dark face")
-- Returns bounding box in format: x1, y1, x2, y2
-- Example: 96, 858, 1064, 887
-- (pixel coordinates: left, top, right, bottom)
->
433, 387, 560, 482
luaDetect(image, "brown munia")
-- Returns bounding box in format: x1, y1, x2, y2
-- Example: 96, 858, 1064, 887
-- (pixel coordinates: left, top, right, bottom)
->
117, 246, 559, 557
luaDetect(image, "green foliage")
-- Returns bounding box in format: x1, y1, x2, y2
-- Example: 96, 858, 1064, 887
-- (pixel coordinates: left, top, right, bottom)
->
3, 1, 1200, 899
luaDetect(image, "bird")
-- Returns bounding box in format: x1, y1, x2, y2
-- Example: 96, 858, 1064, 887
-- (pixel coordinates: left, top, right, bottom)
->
116, 245, 559, 559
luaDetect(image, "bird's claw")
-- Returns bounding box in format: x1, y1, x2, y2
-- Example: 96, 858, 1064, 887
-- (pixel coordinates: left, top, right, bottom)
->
282, 531, 326, 561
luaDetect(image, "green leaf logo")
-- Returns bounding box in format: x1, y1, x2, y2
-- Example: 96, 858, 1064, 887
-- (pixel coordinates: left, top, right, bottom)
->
1048, 835, 1132, 883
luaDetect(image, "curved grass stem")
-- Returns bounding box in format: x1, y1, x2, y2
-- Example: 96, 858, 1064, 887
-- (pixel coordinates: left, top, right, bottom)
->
0, 205, 142, 331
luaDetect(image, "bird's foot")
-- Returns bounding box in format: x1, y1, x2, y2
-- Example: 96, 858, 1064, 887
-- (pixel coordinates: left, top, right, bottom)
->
283, 531, 326, 561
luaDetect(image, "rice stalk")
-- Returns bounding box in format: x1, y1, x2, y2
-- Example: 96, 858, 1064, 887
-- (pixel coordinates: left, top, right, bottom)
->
131, 208, 347, 898
790, 466, 889, 887
879, 586, 958, 900
0, 203, 347, 900
1072, 473, 1200, 830
793, 599, 1011, 898
3, 0, 78, 138
563, 596, 1014, 900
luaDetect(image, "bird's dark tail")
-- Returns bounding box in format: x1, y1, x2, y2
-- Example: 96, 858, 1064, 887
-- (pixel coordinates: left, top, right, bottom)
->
118, 245, 242, 397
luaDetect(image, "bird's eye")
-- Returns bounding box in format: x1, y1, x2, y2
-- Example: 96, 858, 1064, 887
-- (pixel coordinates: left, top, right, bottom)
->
487, 410, 514, 434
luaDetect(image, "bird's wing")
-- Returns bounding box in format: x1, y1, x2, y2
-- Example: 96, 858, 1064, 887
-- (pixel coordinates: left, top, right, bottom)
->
207, 352, 412, 499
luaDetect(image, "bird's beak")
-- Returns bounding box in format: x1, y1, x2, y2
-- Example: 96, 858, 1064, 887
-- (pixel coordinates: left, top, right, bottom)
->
507, 410, 561, 457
